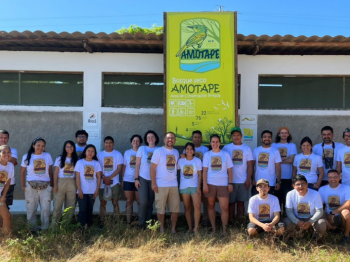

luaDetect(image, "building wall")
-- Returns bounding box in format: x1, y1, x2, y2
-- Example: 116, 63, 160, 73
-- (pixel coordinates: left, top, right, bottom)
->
1, 51, 350, 208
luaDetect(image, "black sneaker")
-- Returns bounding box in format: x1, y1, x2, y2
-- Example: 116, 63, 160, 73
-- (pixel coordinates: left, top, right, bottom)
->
340, 235, 350, 246
98, 222, 105, 229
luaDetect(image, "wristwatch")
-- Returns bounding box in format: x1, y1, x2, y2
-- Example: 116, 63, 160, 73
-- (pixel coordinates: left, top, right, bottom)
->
276, 180, 282, 184
135, 177, 139, 181
329, 211, 334, 215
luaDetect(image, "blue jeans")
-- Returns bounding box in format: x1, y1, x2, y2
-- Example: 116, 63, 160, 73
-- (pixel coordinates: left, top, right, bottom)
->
138, 176, 155, 226
77, 194, 95, 227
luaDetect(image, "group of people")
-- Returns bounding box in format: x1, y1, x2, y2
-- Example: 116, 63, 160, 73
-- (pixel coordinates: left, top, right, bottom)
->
0, 125, 350, 244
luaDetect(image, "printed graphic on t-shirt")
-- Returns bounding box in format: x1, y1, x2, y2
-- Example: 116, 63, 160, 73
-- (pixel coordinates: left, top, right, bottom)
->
0, 171, 8, 187
166, 155, 176, 171
297, 203, 311, 218
258, 204, 270, 221
344, 153, 350, 168
84, 165, 94, 180
299, 159, 311, 173
130, 155, 136, 169
34, 159, 46, 175
147, 153, 153, 164
328, 196, 340, 210
258, 153, 269, 168
195, 152, 203, 161
183, 165, 194, 179
63, 163, 74, 177
278, 148, 288, 158
104, 157, 113, 172
232, 150, 243, 165
211, 156, 222, 171
323, 149, 334, 164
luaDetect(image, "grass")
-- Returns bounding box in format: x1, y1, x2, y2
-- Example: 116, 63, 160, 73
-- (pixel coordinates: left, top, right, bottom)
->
1, 214, 350, 261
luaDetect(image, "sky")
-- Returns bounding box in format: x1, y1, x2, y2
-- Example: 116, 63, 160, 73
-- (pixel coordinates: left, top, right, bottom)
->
0, 0, 350, 37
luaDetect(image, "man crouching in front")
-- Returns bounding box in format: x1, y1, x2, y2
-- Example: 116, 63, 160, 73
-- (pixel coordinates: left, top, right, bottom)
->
247, 179, 285, 237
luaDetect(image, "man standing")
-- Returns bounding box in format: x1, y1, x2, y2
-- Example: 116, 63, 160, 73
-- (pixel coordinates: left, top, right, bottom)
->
75, 130, 89, 157
284, 175, 326, 239
272, 127, 297, 213
336, 128, 350, 186
313, 126, 344, 187
252, 130, 282, 195
151, 132, 180, 233
0, 130, 18, 209
247, 179, 285, 237
223, 127, 253, 223
97, 136, 123, 227
319, 170, 350, 245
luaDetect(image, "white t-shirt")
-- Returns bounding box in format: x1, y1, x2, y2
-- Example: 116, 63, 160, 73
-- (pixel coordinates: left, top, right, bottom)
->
319, 184, 350, 215
222, 143, 253, 183
97, 150, 123, 188
252, 146, 282, 186
313, 142, 344, 181
74, 159, 102, 194
203, 150, 233, 186
0, 162, 14, 195
10, 147, 18, 185
136, 146, 158, 180
123, 149, 138, 183
336, 146, 350, 186
75, 144, 86, 158
151, 147, 179, 187
293, 153, 323, 184
272, 142, 297, 179
286, 189, 323, 219
178, 157, 202, 190
248, 194, 281, 222
182, 145, 209, 161
21, 152, 53, 182
54, 156, 75, 178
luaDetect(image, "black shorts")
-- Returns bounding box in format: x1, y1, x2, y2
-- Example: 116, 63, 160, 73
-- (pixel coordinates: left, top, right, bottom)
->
2, 184, 14, 207
123, 181, 138, 192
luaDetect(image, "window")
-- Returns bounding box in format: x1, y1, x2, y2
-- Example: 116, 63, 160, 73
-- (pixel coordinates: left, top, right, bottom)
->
259, 76, 347, 109
0, 72, 83, 106
102, 74, 163, 108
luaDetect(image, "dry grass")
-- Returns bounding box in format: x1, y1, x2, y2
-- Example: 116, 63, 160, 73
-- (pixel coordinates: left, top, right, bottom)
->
1, 215, 350, 262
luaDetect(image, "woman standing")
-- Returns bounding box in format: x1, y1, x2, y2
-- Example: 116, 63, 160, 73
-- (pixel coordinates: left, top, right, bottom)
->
52, 141, 78, 226
134, 130, 159, 228
122, 134, 142, 224
0, 145, 14, 235
203, 134, 233, 234
178, 142, 202, 235
293, 136, 324, 190
75, 144, 101, 227
20, 137, 53, 231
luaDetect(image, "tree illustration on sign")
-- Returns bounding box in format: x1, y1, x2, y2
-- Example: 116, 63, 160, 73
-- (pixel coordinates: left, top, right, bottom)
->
204, 117, 233, 144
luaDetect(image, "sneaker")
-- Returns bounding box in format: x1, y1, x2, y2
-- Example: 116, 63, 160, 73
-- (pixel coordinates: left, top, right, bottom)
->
340, 235, 350, 246
98, 222, 105, 229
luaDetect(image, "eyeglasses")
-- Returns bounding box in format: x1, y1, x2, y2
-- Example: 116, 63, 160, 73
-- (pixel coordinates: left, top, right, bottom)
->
328, 176, 339, 179
294, 183, 307, 187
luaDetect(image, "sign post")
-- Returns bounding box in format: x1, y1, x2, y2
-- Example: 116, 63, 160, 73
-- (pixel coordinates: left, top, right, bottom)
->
164, 12, 237, 146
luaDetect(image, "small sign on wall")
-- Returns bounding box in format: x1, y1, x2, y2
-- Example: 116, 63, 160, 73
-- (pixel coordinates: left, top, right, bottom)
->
240, 115, 257, 150
86, 129, 100, 139
86, 112, 98, 126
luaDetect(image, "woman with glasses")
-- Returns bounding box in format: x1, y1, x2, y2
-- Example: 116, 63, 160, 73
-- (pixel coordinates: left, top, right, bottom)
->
292, 136, 324, 190
203, 134, 233, 234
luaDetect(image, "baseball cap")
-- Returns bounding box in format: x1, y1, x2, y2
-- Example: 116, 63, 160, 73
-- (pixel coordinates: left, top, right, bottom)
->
256, 179, 269, 186
230, 127, 242, 135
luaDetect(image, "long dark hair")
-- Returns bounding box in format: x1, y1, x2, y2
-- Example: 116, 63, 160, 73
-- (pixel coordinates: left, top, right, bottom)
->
144, 130, 159, 146
184, 142, 195, 157
80, 144, 98, 161
25, 137, 46, 165
59, 140, 78, 168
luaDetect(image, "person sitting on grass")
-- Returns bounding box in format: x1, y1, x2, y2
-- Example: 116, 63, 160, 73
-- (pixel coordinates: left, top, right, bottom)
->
283, 175, 326, 240
0, 145, 13, 235
247, 179, 285, 237
319, 169, 350, 246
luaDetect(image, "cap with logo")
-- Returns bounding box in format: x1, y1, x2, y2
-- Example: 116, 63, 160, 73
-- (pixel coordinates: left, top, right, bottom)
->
230, 127, 242, 135
256, 179, 269, 186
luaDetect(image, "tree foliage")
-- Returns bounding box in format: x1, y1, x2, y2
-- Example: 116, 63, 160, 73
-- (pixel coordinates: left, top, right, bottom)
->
116, 24, 163, 35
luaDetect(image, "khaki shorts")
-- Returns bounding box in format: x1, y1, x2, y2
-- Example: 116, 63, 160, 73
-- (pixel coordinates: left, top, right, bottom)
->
99, 184, 122, 201
155, 187, 181, 214
204, 184, 229, 198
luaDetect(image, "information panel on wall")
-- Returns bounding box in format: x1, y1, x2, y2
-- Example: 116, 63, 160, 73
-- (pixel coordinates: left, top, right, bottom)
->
165, 12, 237, 146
